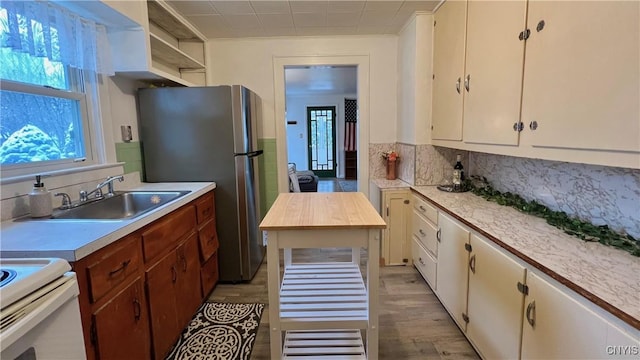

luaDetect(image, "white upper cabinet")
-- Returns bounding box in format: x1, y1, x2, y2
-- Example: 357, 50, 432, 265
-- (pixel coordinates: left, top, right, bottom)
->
520, 1, 640, 153
108, 0, 207, 87
462, 0, 527, 146
431, 0, 640, 169
431, 0, 466, 141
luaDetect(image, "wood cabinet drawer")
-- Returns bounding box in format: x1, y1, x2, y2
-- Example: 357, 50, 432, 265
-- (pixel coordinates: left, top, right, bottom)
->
195, 192, 215, 224
86, 234, 142, 303
413, 238, 437, 290
142, 205, 196, 262
412, 194, 438, 224
200, 253, 219, 297
412, 211, 438, 257
198, 218, 219, 262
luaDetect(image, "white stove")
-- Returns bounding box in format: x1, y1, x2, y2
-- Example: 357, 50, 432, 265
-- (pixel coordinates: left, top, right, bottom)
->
0, 258, 86, 360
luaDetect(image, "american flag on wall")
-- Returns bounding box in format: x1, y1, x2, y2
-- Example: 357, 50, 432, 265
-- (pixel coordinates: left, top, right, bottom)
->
344, 98, 357, 151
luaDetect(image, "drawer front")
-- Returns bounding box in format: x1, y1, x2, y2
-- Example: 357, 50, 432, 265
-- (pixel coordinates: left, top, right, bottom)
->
87, 234, 143, 303
412, 211, 439, 257
195, 192, 215, 224
142, 205, 197, 262
412, 238, 437, 290
200, 253, 219, 296
198, 218, 219, 262
412, 194, 438, 224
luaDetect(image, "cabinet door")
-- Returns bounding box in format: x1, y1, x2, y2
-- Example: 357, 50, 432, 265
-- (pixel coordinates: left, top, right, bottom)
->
383, 191, 409, 266
93, 277, 151, 360
462, 0, 527, 145
466, 234, 525, 360
521, 272, 609, 359
175, 232, 202, 328
432, 0, 466, 141
146, 250, 180, 359
521, 1, 639, 153
435, 213, 470, 330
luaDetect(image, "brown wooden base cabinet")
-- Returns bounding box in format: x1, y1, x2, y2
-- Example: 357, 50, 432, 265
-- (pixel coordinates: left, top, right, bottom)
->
72, 190, 219, 360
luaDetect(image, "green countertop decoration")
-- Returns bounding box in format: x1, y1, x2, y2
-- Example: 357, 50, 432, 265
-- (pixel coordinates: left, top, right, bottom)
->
467, 177, 640, 257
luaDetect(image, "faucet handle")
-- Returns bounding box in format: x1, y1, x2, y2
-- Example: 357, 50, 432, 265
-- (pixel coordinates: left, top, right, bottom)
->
54, 192, 72, 209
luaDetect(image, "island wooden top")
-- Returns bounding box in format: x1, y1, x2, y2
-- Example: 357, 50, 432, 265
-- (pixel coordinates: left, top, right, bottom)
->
259, 193, 386, 231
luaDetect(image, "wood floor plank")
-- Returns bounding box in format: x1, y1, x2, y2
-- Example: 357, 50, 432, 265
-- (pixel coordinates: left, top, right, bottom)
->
206, 248, 479, 360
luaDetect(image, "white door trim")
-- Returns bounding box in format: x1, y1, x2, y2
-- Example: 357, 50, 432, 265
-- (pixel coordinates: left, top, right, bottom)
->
273, 55, 370, 197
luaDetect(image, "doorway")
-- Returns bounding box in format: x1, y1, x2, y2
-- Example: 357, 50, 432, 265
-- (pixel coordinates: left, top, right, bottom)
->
307, 106, 336, 178
274, 55, 370, 195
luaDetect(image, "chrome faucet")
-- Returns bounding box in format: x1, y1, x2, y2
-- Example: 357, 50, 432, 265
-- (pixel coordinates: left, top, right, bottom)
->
80, 175, 124, 202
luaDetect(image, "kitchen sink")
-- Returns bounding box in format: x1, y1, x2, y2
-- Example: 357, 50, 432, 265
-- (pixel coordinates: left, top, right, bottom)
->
50, 191, 191, 220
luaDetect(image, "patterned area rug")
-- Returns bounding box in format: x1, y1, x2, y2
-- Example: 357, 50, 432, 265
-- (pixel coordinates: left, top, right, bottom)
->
166, 303, 264, 360
338, 179, 358, 192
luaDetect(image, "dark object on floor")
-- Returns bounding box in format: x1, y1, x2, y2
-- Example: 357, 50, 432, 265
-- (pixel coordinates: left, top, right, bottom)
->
288, 163, 319, 192
165, 302, 264, 360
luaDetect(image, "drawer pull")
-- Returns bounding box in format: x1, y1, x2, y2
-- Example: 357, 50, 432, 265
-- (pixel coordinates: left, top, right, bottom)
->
419, 205, 426, 212
419, 229, 426, 237
526, 301, 536, 327
418, 257, 426, 266
436, 229, 441, 242
133, 298, 141, 321
171, 265, 177, 283
108, 259, 131, 277
469, 254, 476, 274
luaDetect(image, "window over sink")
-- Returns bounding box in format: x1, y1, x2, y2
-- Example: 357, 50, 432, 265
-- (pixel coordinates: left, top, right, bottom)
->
0, 1, 113, 179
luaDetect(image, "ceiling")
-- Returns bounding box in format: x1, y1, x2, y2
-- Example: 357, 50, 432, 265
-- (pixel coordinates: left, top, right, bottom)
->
167, 0, 440, 39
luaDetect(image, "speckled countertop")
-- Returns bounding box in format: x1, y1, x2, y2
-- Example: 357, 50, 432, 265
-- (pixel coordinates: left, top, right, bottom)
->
370, 178, 411, 190
411, 185, 640, 330
0, 182, 216, 261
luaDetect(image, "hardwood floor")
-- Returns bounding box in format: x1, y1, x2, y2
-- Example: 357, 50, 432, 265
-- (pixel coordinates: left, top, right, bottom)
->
207, 248, 479, 360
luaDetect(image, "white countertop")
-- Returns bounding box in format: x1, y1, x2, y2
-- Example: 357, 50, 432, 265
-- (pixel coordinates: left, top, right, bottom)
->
370, 178, 411, 190
411, 185, 640, 330
0, 182, 216, 261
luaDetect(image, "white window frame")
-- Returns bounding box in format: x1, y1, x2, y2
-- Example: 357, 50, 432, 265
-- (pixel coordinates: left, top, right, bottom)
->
0, 69, 105, 180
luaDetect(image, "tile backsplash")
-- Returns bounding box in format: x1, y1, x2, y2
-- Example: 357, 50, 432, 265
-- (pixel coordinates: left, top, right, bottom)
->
470, 152, 640, 238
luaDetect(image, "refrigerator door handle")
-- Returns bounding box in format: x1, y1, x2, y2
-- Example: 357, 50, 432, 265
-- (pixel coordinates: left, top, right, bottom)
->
235, 150, 263, 157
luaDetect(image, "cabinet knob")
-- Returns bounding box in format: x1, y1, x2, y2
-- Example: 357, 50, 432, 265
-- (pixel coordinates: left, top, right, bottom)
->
419, 229, 426, 237
536, 20, 545, 32
464, 74, 470, 92
529, 121, 538, 130
456, 77, 461, 94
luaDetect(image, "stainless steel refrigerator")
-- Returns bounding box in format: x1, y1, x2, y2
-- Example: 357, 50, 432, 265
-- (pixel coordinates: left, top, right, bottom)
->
137, 85, 265, 282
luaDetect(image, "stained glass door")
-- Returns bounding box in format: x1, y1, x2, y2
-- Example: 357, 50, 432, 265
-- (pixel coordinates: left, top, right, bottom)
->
307, 106, 336, 177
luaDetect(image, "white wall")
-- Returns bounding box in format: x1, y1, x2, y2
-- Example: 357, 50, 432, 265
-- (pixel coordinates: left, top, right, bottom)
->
286, 93, 357, 177
108, 75, 144, 142
397, 13, 434, 145
206, 35, 398, 143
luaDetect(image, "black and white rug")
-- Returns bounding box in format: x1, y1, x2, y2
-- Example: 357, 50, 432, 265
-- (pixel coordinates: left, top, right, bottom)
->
166, 303, 264, 360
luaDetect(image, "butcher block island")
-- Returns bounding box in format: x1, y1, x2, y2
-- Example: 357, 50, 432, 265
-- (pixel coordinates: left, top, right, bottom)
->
260, 193, 386, 359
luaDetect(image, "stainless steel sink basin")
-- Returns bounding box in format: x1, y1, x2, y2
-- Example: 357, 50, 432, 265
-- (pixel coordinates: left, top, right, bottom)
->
51, 191, 191, 220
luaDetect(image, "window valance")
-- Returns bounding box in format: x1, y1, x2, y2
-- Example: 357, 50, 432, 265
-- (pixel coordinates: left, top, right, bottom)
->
0, 0, 113, 75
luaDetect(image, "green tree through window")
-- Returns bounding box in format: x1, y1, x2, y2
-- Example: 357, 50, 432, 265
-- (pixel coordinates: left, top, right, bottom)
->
0, 6, 86, 166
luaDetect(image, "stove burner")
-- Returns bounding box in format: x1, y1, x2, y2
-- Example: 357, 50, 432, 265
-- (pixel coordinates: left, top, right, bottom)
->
0, 269, 17, 287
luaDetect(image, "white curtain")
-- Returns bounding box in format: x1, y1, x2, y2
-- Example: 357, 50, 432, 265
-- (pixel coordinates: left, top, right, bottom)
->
0, 0, 114, 75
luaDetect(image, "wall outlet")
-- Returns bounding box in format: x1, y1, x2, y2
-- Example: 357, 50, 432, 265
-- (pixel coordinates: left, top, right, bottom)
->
120, 125, 132, 142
